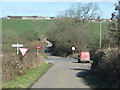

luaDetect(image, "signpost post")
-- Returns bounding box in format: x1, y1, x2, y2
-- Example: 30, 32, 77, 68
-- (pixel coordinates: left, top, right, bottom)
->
37, 45, 41, 57
12, 43, 23, 54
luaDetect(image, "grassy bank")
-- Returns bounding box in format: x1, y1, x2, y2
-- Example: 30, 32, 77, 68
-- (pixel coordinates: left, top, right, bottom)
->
3, 63, 53, 88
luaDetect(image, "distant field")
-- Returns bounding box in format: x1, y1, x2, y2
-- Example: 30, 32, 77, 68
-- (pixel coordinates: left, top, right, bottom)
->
84, 21, 110, 38
2, 19, 53, 35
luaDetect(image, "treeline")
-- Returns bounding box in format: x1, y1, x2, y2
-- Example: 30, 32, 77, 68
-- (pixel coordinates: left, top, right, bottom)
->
46, 17, 100, 57
46, 2, 102, 57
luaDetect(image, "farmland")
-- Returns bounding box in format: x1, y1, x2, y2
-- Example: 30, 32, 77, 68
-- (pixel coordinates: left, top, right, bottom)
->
84, 22, 110, 38
2, 19, 53, 45
2, 19, 53, 35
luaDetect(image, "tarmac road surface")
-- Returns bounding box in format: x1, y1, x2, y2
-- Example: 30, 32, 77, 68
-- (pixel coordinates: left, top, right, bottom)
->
31, 57, 91, 88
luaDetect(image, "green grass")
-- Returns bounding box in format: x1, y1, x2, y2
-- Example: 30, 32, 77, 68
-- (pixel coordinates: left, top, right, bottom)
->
2, 19, 54, 44
90, 60, 93, 63
2, 19, 53, 35
3, 63, 53, 88
84, 21, 110, 38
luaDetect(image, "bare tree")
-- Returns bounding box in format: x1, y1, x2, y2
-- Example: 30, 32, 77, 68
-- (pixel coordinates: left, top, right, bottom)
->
32, 20, 41, 40
59, 2, 101, 23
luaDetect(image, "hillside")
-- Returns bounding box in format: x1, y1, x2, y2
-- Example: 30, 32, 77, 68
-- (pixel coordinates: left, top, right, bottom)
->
2, 19, 109, 37
2, 19, 53, 35
84, 21, 109, 38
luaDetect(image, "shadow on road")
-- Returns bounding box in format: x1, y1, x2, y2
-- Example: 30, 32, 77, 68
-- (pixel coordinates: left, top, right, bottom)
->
73, 57, 79, 59
70, 68, 91, 87
70, 68, 90, 78
76, 70, 90, 78
70, 68, 89, 71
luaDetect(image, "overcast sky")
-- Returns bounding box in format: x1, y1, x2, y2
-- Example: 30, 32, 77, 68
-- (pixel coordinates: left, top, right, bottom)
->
0, 0, 118, 19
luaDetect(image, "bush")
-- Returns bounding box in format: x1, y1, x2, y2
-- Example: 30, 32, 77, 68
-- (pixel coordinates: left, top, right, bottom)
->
2, 40, 46, 85
91, 48, 120, 87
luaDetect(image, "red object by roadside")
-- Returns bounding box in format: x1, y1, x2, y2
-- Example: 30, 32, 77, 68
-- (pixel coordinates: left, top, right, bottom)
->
80, 52, 90, 61
37, 45, 41, 49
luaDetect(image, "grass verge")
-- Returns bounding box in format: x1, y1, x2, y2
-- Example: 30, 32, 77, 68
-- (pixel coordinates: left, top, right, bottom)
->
3, 63, 53, 88
90, 60, 93, 63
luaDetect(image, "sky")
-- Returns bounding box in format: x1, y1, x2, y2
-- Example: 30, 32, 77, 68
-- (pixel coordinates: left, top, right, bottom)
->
0, 0, 119, 19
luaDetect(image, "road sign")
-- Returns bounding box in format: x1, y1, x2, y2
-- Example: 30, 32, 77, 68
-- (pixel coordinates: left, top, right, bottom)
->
12, 43, 23, 54
12, 43, 23, 47
72, 47, 76, 51
37, 45, 41, 49
19, 48, 28, 56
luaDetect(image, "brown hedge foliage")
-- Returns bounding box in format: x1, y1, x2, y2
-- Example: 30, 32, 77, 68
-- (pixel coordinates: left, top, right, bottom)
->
91, 48, 120, 87
2, 40, 47, 85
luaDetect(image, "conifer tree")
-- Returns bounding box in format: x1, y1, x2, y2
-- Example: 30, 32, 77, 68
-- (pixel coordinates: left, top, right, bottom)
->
109, 1, 120, 47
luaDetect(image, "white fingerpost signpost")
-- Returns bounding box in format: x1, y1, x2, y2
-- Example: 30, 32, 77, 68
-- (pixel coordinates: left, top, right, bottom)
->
12, 43, 23, 55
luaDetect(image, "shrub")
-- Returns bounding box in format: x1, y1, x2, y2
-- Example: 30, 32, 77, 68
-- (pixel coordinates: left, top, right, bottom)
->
91, 48, 120, 87
2, 40, 46, 85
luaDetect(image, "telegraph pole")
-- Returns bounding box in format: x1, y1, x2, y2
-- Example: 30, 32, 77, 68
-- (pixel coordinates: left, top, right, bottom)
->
118, 0, 120, 30
118, 0, 120, 26
100, 21, 102, 49
118, 0, 120, 47
116, 0, 120, 87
